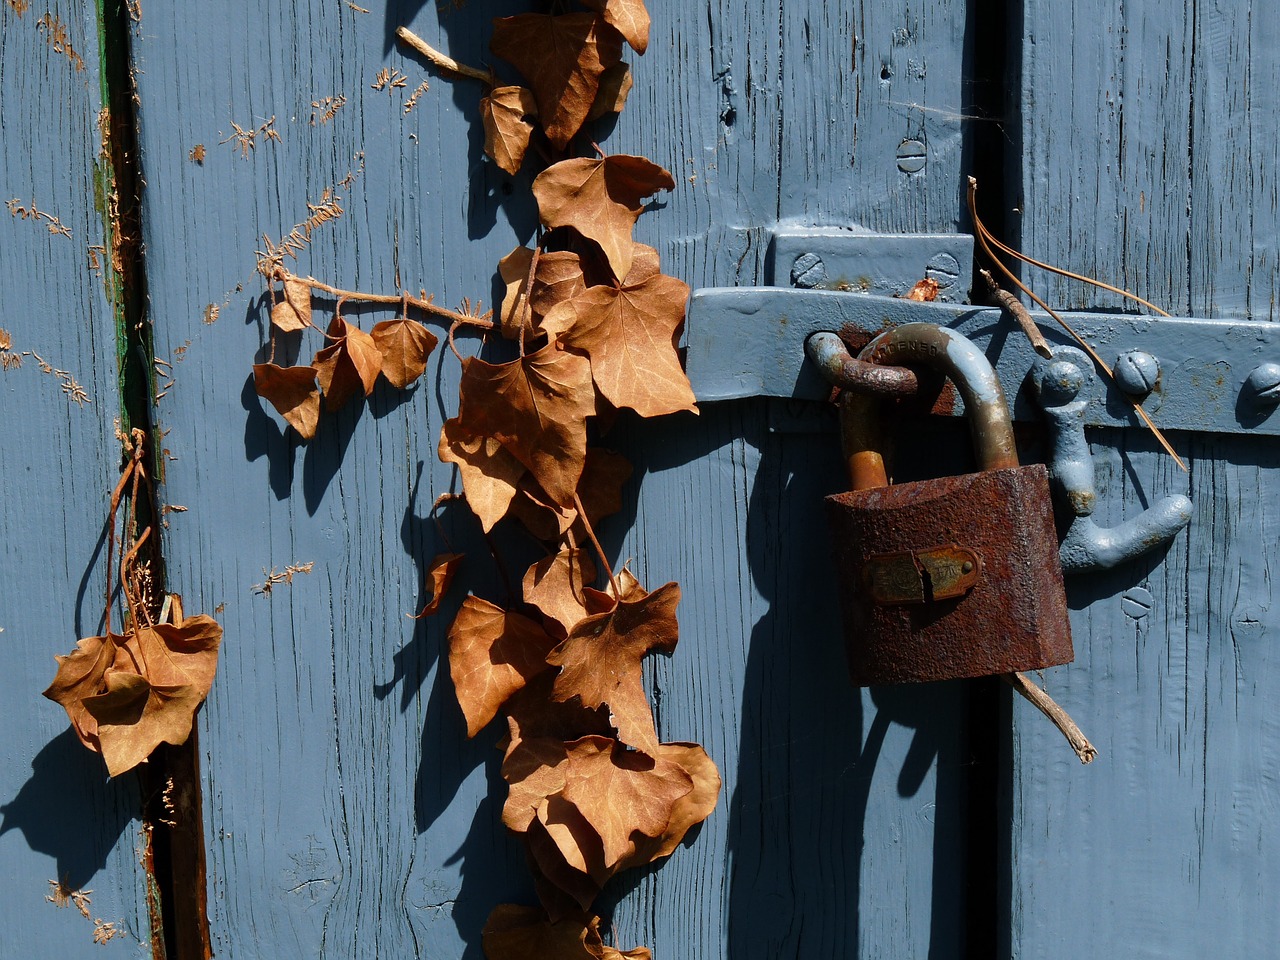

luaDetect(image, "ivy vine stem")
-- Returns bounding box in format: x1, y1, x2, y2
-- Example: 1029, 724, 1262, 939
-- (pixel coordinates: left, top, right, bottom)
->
575, 493, 621, 598
274, 269, 494, 329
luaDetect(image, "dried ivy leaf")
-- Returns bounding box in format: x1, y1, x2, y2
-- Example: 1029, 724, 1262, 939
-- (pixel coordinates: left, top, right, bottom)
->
83, 673, 204, 777
313, 316, 381, 410
559, 735, 693, 867
448, 597, 558, 737
503, 670, 614, 745
602, 948, 652, 960
526, 799, 608, 913
438, 418, 526, 532
252, 363, 322, 439
481, 904, 605, 960
580, 0, 650, 53
510, 446, 631, 542
617, 742, 721, 869
502, 728, 570, 832
482, 85, 539, 175
499, 248, 589, 342
532, 155, 675, 282
458, 343, 595, 508
490, 13, 623, 150
523, 543, 597, 637
547, 582, 681, 757
587, 62, 633, 121
411, 553, 463, 619
498, 246, 537, 340
270, 278, 312, 332
43, 634, 123, 749
370, 317, 438, 389
114, 616, 223, 697
543, 269, 695, 417
606, 565, 645, 603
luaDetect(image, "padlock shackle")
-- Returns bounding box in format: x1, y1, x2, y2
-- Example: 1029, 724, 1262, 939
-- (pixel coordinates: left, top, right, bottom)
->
842, 323, 1019, 490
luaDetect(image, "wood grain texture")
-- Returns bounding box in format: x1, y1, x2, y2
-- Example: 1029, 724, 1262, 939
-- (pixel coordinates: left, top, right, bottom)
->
0, 2, 152, 955
1013, 2, 1280, 954
128, 1, 974, 957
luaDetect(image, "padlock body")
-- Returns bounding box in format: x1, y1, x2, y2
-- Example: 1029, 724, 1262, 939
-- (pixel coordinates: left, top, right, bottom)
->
826, 464, 1073, 685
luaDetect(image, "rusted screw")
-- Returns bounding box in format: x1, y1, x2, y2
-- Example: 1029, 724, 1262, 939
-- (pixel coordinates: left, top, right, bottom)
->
791, 252, 827, 289
896, 139, 926, 174
1244, 362, 1280, 406
1113, 350, 1160, 397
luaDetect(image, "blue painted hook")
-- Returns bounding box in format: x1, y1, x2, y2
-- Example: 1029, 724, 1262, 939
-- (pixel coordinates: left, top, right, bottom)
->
1032, 347, 1193, 574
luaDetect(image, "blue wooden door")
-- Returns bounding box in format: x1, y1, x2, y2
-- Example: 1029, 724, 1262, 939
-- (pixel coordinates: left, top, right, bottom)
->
3, 1, 1276, 958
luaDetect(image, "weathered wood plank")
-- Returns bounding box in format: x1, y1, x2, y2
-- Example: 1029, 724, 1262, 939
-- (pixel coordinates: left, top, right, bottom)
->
1013, 1, 1280, 954
130, 1, 972, 957
0, 2, 152, 955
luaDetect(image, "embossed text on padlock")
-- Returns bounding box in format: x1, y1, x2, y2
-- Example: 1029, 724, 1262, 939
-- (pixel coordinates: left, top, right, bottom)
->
821, 323, 1074, 685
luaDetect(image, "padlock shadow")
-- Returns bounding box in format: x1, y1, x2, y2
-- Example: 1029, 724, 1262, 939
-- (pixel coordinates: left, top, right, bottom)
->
724, 408, 982, 959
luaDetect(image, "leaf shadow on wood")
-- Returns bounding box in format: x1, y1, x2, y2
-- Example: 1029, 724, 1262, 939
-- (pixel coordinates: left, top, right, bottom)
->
0, 729, 140, 890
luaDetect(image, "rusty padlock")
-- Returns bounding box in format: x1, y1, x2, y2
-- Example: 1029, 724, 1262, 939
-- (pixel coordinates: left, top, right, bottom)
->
822, 323, 1073, 685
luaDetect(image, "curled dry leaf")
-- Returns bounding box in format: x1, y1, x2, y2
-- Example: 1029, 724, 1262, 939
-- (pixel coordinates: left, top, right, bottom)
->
617, 742, 721, 869
481, 904, 606, 960
532, 154, 675, 282
523, 543, 597, 637
906, 277, 940, 302
558, 735, 693, 868
580, 0, 651, 53
481, 86, 539, 175
447, 597, 558, 737
526, 799, 608, 914
458, 342, 595, 508
84, 673, 205, 777
503, 669, 614, 745
547, 581, 681, 757
313, 316, 381, 410
116, 616, 223, 693
502, 727, 570, 832
509, 447, 633, 541
370, 317, 438, 389
411, 553, 463, 619
587, 62, 633, 121
270, 278, 312, 332
252, 363, 321, 439
499, 247, 588, 341
438, 418, 526, 532
490, 13, 622, 150
543, 266, 695, 417
43, 633, 123, 749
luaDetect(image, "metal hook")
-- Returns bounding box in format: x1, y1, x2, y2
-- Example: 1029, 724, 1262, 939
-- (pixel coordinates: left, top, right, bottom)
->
1032, 346, 1193, 574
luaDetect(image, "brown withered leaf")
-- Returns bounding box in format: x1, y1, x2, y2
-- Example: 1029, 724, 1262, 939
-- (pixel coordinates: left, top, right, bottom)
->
370, 317, 437, 389
906, 277, 940, 302
617, 742, 721, 869
511, 447, 633, 541
523, 543, 597, 637
482, 904, 605, 960
502, 728, 570, 832
481, 85, 538, 175
526, 799, 608, 914
448, 598, 558, 737
270, 278, 312, 332
314, 316, 381, 410
411, 553, 462, 619
438, 418, 525, 532
547, 582, 680, 757
252, 363, 321, 439
83, 673, 204, 777
113, 616, 223, 697
43, 634, 124, 749
532, 155, 675, 281
503, 670, 614, 745
499, 248, 588, 342
602, 948, 652, 960
587, 62, 633, 121
559, 735, 693, 868
490, 14, 623, 150
458, 343, 595, 507
580, 0, 650, 53
543, 269, 695, 417
606, 565, 645, 603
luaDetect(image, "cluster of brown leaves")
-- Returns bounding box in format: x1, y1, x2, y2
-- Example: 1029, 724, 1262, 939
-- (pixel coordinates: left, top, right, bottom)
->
44, 439, 222, 776
252, 281, 439, 440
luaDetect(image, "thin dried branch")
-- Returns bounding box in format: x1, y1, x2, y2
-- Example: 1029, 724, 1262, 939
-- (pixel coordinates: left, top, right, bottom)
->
1003, 671, 1097, 764
396, 26, 494, 84
274, 270, 493, 329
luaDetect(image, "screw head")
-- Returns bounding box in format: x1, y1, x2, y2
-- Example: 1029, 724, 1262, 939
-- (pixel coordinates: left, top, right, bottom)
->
1245, 362, 1280, 406
1039, 359, 1085, 406
896, 139, 926, 174
1121, 587, 1154, 620
791, 252, 827, 289
1113, 350, 1160, 396
925, 252, 961, 290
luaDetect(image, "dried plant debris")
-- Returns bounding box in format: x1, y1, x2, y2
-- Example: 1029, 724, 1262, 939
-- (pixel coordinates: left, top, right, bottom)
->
6, 0, 29, 16
404, 79, 431, 114
310, 95, 346, 125
35, 14, 84, 70
252, 562, 316, 596
92, 919, 123, 945
189, 144, 206, 163
220, 116, 281, 157
371, 67, 409, 92
7, 197, 71, 238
